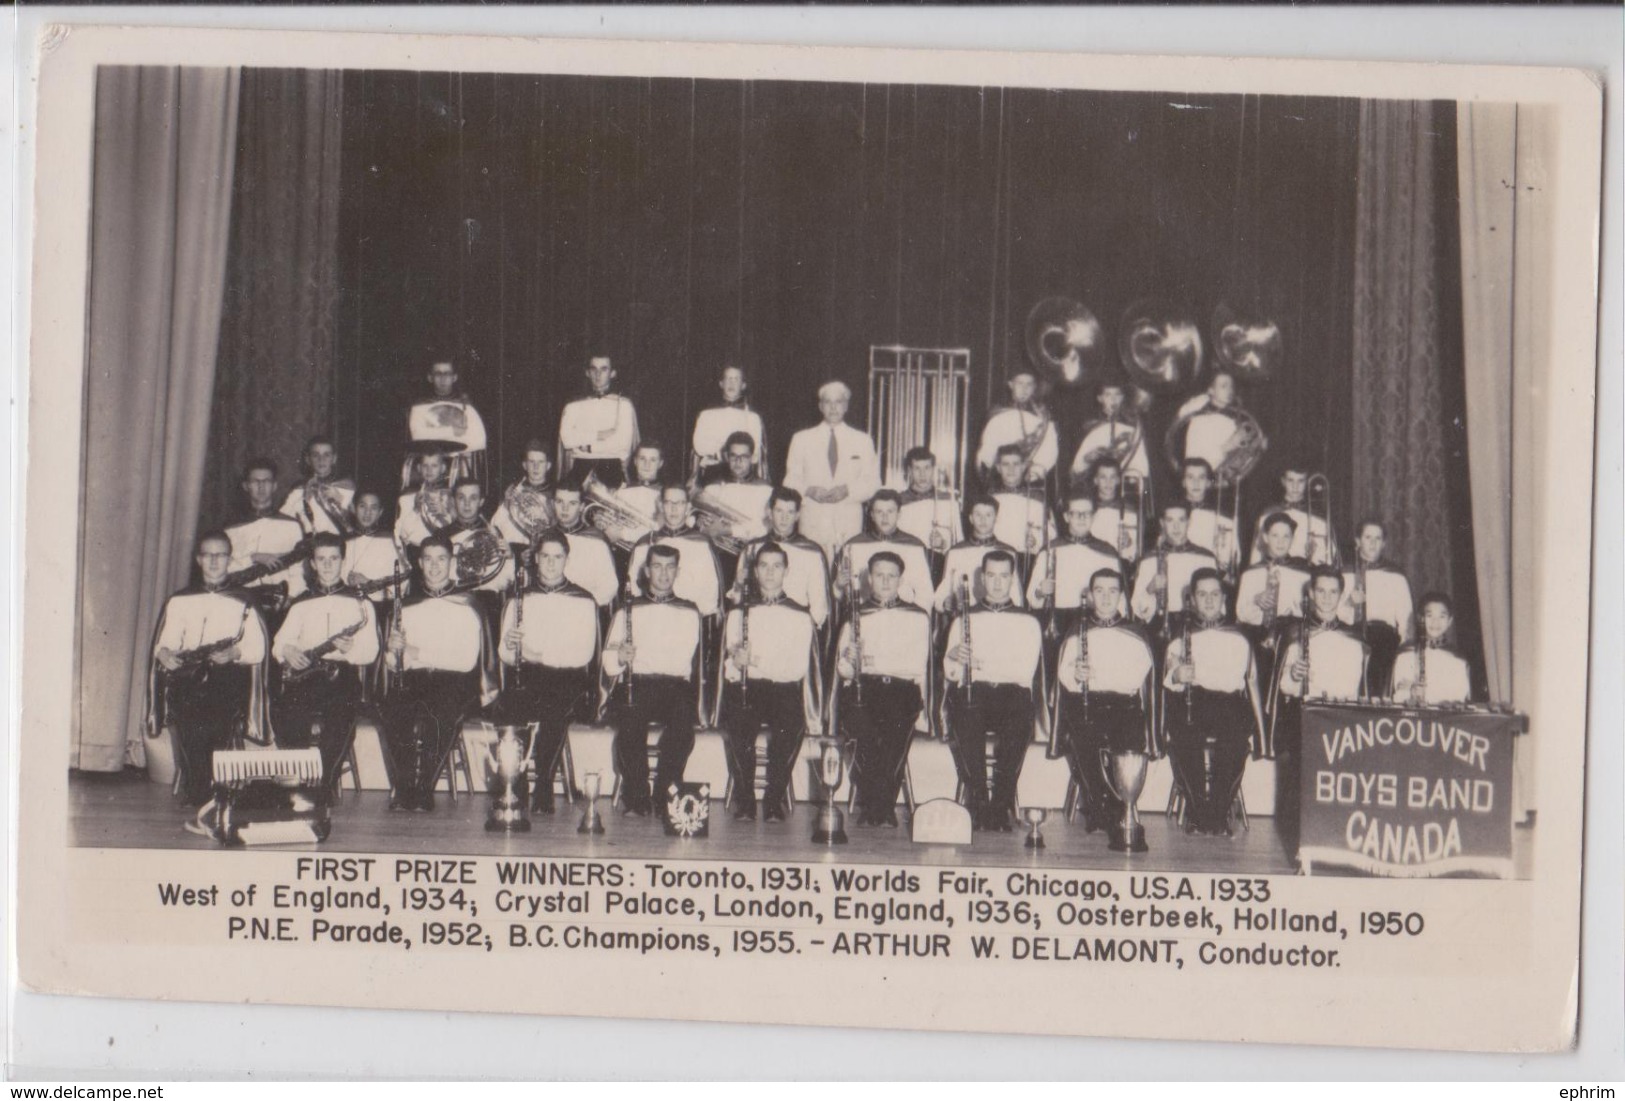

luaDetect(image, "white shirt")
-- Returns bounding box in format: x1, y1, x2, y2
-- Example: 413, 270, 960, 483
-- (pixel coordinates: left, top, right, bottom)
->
155, 590, 267, 664
1277, 627, 1368, 701
394, 490, 437, 549
976, 406, 1058, 479
224, 513, 307, 597
1235, 560, 1312, 627
835, 603, 931, 684
1057, 623, 1154, 695
1185, 506, 1240, 573
1090, 504, 1142, 563
896, 491, 963, 552
274, 592, 380, 667
991, 490, 1057, 555
343, 532, 405, 602
1181, 406, 1242, 472
280, 482, 355, 536
1130, 545, 1219, 621
782, 421, 881, 556
935, 541, 1025, 611
1027, 540, 1124, 613
722, 602, 816, 684
943, 606, 1043, 687
699, 481, 772, 543
499, 588, 598, 669
561, 529, 620, 608
396, 596, 484, 673
692, 406, 766, 469
603, 601, 702, 679
1337, 563, 1414, 637
1162, 628, 1253, 694
841, 534, 934, 610
559, 394, 638, 464
1389, 646, 1471, 705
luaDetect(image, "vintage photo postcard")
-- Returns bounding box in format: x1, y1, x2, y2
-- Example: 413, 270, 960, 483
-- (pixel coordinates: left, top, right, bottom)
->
15, 25, 1603, 1053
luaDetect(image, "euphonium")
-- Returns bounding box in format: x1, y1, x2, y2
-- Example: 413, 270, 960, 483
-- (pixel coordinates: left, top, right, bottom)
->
582, 472, 656, 551
691, 487, 753, 556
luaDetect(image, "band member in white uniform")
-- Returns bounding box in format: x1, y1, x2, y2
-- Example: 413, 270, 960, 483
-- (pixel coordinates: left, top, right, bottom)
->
404, 359, 488, 491
691, 365, 767, 485
225, 458, 308, 622
1389, 592, 1474, 705
942, 550, 1045, 831
380, 534, 499, 812
1172, 369, 1246, 473
1086, 458, 1143, 563
559, 355, 639, 489
782, 380, 881, 563
1053, 569, 1157, 851
1069, 380, 1151, 485
1178, 458, 1239, 577
550, 484, 621, 610
491, 439, 557, 551
272, 533, 380, 792
1338, 518, 1415, 692
834, 552, 933, 827
1235, 512, 1313, 635
717, 543, 821, 821
1028, 493, 1127, 620
146, 531, 271, 804
730, 488, 831, 632
613, 442, 667, 534
837, 490, 934, 610
975, 367, 1057, 485
394, 443, 459, 552
895, 446, 963, 579
990, 444, 1057, 569
935, 494, 1024, 611
602, 545, 706, 817
446, 481, 515, 601
344, 491, 408, 604
1131, 503, 1219, 639
280, 436, 356, 536
1265, 566, 1369, 857
1161, 568, 1265, 836
1248, 465, 1339, 567
695, 432, 772, 557
498, 531, 602, 813
627, 485, 724, 620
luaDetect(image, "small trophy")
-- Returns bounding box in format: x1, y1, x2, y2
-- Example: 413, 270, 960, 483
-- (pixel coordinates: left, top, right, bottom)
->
577, 770, 605, 835
1022, 806, 1047, 850
812, 739, 848, 845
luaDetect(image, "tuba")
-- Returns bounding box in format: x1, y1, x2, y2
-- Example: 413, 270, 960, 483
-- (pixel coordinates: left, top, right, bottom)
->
581, 472, 656, 551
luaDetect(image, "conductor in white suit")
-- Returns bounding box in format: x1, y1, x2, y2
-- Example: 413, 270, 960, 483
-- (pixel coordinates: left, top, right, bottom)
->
782, 381, 881, 562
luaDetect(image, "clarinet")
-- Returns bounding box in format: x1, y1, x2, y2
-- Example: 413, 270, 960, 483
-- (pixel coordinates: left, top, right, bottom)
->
1043, 542, 1059, 640
510, 555, 527, 693
1182, 613, 1194, 724
1299, 616, 1313, 701
1155, 542, 1170, 640
1077, 602, 1090, 722
1416, 615, 1429, 706
739, 598, 751, 706
959, 574, 974, 703
623, 582, 636, 707
849, 571, 863, 706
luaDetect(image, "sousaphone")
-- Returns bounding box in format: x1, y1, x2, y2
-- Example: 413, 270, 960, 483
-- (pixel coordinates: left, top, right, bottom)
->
1025, 297, 1105, 388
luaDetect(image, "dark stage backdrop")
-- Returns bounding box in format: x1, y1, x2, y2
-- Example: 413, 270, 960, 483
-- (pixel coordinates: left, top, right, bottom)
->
328, 75, 1363, 523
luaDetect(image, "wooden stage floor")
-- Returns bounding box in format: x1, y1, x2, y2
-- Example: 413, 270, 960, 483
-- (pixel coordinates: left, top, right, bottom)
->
68, 771, 1533, 876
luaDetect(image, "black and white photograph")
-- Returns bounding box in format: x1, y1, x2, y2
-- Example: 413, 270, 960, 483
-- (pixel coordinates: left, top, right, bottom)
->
16, 25, 1602, 1055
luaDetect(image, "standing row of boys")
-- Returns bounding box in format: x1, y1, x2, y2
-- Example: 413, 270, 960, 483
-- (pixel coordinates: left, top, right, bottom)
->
150, 357, 1476, 856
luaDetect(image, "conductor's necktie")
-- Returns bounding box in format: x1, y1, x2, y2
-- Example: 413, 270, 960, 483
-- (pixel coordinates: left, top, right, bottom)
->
827, 427, 839, 477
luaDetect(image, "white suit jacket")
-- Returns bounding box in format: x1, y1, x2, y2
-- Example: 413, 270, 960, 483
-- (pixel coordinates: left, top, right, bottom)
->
782, 421, 880, 556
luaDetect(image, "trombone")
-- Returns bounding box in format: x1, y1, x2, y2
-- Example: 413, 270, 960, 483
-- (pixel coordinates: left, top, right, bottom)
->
1118, 472, 1149, 562
1214, 473, 1242, 584
1305, 473, 1333, 566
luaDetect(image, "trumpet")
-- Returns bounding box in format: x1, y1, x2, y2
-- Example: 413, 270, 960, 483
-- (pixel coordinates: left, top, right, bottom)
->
1118, 473, 1148, 561
691, 488, 757, 556
582, 472, 657, 551
1305, 473, 1332, 566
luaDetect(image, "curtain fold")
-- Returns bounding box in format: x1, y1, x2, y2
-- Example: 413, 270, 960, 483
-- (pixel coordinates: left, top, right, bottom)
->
203, 69, 345, 530
74, 66, 241, 771
1350, 100, 1456, 606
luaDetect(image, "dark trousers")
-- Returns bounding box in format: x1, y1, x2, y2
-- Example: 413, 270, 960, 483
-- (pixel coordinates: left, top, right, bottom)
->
1271, 696, 1304, 858
722, 681, 805, 814
378, 670, 479, 807
505, 665, 591, 811
947, 683, 1032, 822
167, 666, 252, 805
272, 668, 362, 796
1059, 692, 1145, 829
1361, 622, 1400, 697
611, 676, 697, 815
1164, 688, 1252, 834
842, 678, 922, 819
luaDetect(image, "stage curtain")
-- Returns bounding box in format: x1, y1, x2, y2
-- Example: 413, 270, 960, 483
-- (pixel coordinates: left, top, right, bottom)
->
1350, 100, 1458, 609
202, 69, 345, 530
1458, 102, 1554, 817
74, 67, 241, 771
